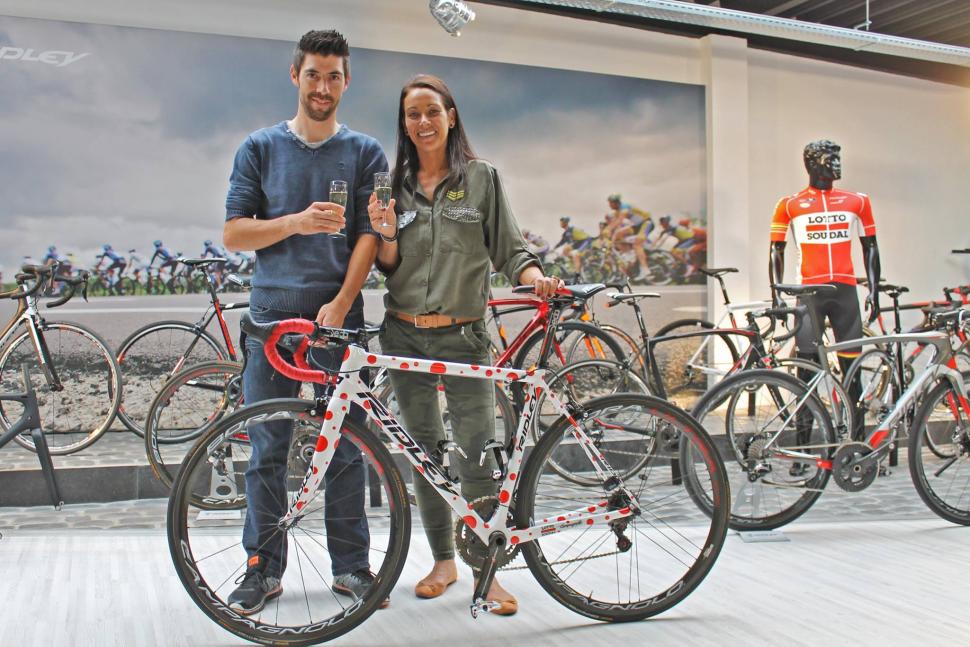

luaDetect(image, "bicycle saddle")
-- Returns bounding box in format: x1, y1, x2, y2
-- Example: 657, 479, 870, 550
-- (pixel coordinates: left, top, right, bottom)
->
512, 283, 608, 302
772, 283, 837, 297
608, 292, 661, 305
180, 257, 226, 267
699, 267, 738, 278
877, 283, 909, 296
226, 274, 252, 289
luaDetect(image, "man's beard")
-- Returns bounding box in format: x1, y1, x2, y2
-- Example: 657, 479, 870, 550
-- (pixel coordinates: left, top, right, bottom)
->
302, 93, 337, 122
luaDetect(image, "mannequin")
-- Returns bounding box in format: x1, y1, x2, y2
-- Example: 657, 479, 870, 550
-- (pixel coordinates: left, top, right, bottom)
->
768, 139, 882, 441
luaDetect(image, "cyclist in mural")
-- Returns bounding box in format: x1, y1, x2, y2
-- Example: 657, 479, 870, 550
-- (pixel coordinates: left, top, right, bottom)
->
150, 240, 179, 274
660, 215, 707, 280
95, 244, 127, 290
221, 29, 387, 615
521, 228, 550, 261
602, 193, 656, 281
553, 216, 593, 275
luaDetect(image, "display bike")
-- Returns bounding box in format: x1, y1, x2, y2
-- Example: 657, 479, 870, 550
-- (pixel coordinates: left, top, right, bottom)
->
683, 283, 970, 530
0, 263, 122, 454
166, 308, 729, 646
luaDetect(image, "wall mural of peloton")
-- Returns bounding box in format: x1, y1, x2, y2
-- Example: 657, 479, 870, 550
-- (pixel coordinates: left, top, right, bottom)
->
0, 15, 706, 296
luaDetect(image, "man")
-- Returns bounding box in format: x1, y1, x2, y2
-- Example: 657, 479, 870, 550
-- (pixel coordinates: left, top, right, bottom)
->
223, 30, 387, 614
552, 216, 592, 274
659, 215, 706, 280
95, 244, 127, 292
603, 194, 654, 281
769, 139, 881, 445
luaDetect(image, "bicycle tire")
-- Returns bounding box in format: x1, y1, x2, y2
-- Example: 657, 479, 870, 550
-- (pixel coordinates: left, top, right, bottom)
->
907, 377, 970, 525
516, 392, 728, 621
167, 398, 410, 645
145, 360, 243, 489
0, 321, 122, 455
650, 319, 739, 409
688, 369, 836, 530
512, 320, 626, 372
532, 358, 652, 485
116, 321, 226, 437
570, 322, 645, 376
842, 348, 904, 441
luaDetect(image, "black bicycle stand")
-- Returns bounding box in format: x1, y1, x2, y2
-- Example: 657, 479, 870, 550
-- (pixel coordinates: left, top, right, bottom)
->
0, 366, 64, 509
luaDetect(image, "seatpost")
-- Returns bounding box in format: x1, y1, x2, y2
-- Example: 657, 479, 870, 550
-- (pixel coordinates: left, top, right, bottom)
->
799, 294, 829, 371
891, 291, 902, 335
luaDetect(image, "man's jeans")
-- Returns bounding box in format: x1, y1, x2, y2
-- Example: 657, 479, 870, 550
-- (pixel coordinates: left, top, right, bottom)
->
241, 305, 370, 578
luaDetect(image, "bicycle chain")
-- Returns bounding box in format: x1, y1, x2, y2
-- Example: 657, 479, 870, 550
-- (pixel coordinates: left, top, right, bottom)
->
499, 548, 624, 571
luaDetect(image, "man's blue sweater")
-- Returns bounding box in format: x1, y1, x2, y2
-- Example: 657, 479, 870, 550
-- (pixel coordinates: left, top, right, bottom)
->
226, 122, 387, 314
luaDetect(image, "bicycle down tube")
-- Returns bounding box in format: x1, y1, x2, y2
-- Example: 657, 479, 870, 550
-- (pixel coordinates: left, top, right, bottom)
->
265, 324, 638, 547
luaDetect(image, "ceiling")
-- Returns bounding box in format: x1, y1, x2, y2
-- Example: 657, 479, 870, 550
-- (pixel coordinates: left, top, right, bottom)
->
703, 0, 970, 48
475, 0, 970, 86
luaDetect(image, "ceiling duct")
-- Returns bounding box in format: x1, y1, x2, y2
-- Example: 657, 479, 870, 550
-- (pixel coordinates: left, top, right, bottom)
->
509, 0, 970, 68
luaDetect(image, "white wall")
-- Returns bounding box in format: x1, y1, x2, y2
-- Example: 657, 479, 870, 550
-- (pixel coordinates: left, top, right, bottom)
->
3, 0, 969, 322
747, 48, 970, 326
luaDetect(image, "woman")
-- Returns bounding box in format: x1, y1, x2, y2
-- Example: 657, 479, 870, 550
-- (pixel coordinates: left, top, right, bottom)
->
368, 74, 560, 614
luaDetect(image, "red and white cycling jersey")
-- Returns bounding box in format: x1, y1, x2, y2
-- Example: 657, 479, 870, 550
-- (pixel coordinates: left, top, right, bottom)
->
770, 186, 876, 285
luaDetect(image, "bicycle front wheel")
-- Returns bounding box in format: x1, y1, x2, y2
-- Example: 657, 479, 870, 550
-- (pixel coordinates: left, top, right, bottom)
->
168, 398, 410, 646
145, 360, 243, 489
908, 377, 970, 525
116, 321, 226, 437
0, 321, 122, 455
516, 393, 728, 621
689, 369, 836, 530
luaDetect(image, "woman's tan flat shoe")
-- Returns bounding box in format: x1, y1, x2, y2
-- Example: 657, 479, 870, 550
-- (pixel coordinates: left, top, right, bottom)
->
414, 576, 458, 599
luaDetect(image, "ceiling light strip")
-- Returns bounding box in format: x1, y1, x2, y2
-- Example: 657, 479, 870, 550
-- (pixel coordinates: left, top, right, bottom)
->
515, 0, 970, 67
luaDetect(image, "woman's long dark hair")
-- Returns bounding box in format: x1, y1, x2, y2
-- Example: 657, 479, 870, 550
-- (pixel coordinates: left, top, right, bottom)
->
391, 74, 476, 200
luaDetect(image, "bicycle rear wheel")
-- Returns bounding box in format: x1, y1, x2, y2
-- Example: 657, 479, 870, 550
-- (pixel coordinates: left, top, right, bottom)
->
688, 369, 836, 530
516, 393, 728, 621
908, 378, 970, 525
0, 321, 122, 455
167, 399, 410, 646
145, 360, 243, 489
532, 359, 652, 485
651, 319, 739, 410
116, 321, 226, 437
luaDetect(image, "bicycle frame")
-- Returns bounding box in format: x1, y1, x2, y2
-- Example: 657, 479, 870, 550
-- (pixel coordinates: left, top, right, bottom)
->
187, 266, 249, 361
765, 331, 969, 464
273, 340, 637, 548
0, 293, 61, 389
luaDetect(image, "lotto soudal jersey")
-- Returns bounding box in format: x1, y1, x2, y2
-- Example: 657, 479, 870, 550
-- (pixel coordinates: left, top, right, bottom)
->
770, 186, 875, 285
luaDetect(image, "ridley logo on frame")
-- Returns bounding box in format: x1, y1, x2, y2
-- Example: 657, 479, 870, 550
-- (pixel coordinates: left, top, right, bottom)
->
0, 46, 91, 67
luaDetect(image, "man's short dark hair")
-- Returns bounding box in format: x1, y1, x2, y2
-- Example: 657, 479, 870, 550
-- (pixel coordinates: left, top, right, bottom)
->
293, 30, 350, 77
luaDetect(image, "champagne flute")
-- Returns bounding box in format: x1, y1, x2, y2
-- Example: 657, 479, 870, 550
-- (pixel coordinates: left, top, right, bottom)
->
374, 171, 392, 229
329, 179, 348, 239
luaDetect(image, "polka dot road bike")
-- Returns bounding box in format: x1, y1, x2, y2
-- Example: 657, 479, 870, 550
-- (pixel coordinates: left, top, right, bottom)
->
166, 310, 729, 646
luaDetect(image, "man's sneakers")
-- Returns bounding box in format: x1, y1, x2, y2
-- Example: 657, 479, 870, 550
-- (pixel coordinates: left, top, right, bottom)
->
332, 569, 390, 609
228, 556, 282, 616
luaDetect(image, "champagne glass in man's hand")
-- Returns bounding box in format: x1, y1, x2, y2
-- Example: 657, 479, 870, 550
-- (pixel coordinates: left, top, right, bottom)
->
328, 180, 348, 238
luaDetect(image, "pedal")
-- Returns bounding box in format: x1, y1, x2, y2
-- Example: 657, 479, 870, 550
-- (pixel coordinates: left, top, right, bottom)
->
878, 463, 891, 477
469, 597, 502, 619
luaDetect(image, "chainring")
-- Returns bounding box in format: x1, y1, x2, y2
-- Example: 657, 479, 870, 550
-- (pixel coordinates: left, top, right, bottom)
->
455, 496, 519, 570
832, 442, 878, 492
